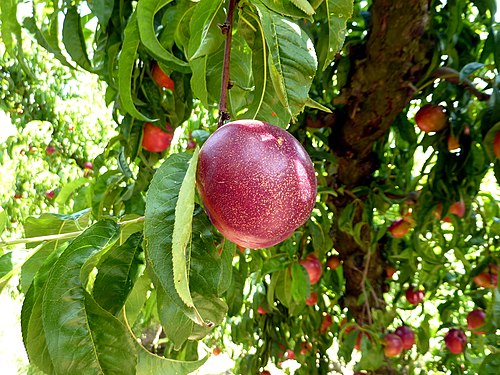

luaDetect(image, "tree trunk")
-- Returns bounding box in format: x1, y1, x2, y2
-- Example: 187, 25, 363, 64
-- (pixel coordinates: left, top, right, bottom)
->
325, 0, 433, 325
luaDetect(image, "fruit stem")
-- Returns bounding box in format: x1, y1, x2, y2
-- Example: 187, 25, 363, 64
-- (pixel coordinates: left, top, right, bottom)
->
217, 0, 239, 128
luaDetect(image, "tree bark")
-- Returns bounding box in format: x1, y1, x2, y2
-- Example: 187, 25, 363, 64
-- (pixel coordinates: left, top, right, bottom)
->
325, 0, 433, 325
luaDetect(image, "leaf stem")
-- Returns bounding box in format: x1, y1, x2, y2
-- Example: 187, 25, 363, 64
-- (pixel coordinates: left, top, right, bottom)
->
0, 216, 145, 247
217, 0, 239, 128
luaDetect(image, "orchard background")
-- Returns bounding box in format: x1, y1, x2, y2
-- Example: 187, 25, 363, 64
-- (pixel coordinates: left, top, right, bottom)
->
1, 0, 499, 374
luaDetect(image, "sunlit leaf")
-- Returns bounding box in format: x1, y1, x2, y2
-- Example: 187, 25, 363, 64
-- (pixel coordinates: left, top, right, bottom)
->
62, 6, 93, 71
118, 13, 156, 122
136, 0, 191, 72
171, 148, 199, 307
254, 1, 317, 118
319, 0, 353, 71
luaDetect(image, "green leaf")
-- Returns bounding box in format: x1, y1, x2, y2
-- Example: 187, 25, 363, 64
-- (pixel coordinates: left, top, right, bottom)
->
459, 62, 484, 81
257, 0, 316, 18
157, 282, 194, 349
145, 152, 204, 325
275, 269, 293, 307
0, 209, 7, 236
23, 289, 55, 374
289, 0, 315, 15
42, 220, 138, 374
188, 294, 228, 340
189, 0, 225, 60
187, 0, 225, 106
291, 262, 309, 302
225, 267, 245, 316
478, 353, 500, 375
188, 208, 227, 298
87, 0, 114, 27
0, 252, 13, 292
136, 0, 191, 73
319, 0, 353, 71
23, 209, 90, 249
254, 1, 318, 117
136, 341, 207, 375
125, 272, 152, 326
358, 340, 384, 370
62, 6, 93, 71
190, 53, 209, 106
21, 244, 69, 374
172, 147, 199, 308
239, 8, 291, 126
0, 0, 22, 56
416, 316, 430, 353
55, 177, 89, 207
93, 232, 145, 315
118, 12, 156, 122
22, 15, 73, 69
493, 288, 500, 328
305, 97, 332, 112
218, 240, 236, 295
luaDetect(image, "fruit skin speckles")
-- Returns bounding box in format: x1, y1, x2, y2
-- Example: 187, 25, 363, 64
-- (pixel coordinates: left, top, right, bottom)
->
196, 120, 317, 249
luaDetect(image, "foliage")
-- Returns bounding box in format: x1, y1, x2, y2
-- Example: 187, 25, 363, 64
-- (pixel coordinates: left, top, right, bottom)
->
1, 0, 500, 374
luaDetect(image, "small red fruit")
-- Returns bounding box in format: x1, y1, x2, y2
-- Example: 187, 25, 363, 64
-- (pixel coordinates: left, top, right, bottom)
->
327, 255, 341, 270
83, 161, 93, 170
260, 371, 271, 375
285, 349, 295, 360
415, 104, 448, 133
142, 123, 174, 152
466, 309, 486, 334
212, 347, 222, 356
151, 62, 175, 91
444, 328, 467, 354
446, 199, 466, 221
14, 193, 22, 199
187, 140, 197, 150
45, 145, 56, 155
448, 134, 460, 151
405, 286, 424, 305
394, 326, 415, 350
385, 265, 396, 279
383, 333, 403, 357
299, 254, 323, 285
472, 272, 498, 288
435, 199, 466, 222
45, 190, 55, 200
196, 120, 317, 249
493, 131, 500, 159
300, 341, 312, 355
388, 218, 412, 238
257, 306, 267, 315
320, 313, 333, 334
305, 291, 318, 306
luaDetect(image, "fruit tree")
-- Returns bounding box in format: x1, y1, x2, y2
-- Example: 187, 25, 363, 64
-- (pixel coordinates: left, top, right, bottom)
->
0, 0, 499, 374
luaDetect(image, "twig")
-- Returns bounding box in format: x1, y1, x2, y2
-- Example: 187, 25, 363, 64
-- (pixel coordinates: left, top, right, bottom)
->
217, 0, 238, 128
360, 247, 373, 325
431, 67, 490, 101
1, 216, 145, 247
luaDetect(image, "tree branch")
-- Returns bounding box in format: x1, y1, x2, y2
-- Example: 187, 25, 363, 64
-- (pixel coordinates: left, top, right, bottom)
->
431, 66, 491, 101
326, 0, 433, 325
218, 0, 238, 128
